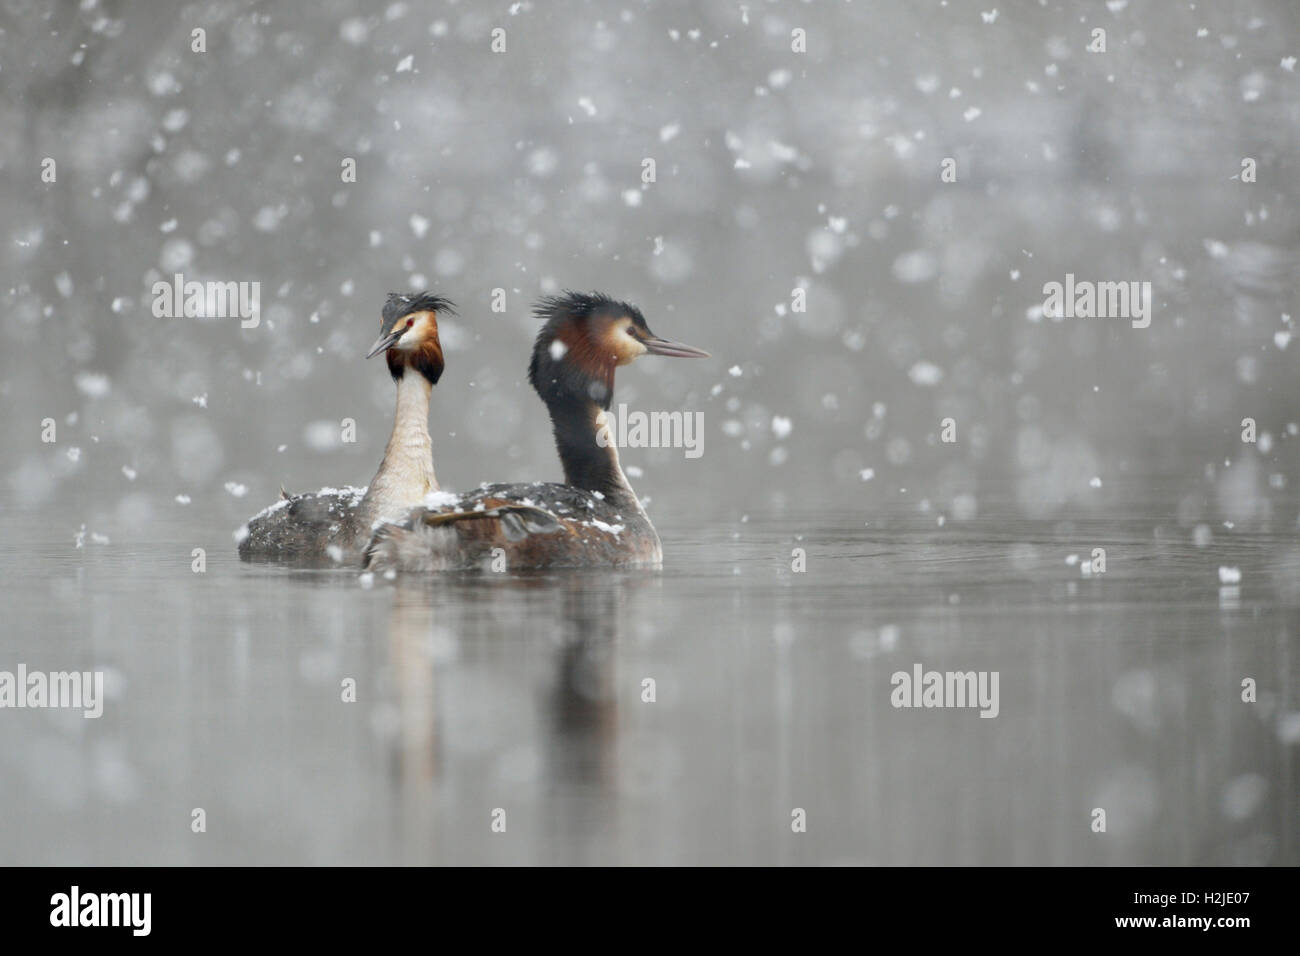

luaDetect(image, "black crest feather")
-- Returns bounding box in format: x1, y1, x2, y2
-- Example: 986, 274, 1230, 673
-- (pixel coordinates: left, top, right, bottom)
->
379, 292, 456, 336
528, 291, 647, 409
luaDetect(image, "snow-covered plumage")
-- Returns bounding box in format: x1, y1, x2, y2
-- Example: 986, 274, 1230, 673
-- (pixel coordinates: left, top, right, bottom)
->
237, 293, 452, 563
363, 291, 708, 572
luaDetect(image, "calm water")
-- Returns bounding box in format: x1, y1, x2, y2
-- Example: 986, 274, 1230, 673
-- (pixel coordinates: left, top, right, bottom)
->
3, 0, 1297, 869
1, 487, 1296, 866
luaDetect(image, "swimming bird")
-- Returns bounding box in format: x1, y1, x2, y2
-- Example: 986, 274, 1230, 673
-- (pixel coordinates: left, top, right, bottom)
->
363, 291, 709, 572
236, 292, 453, 562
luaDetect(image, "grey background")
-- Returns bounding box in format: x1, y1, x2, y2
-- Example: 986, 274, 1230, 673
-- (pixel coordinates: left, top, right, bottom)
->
3, 0, 1297, 522
0, 0, 1296, 866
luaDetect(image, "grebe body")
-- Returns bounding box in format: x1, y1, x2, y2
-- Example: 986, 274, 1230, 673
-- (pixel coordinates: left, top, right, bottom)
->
364, 292, 707, 572
236, 293, 452, 562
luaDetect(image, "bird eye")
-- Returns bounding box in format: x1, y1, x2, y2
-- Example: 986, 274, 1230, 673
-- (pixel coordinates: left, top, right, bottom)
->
406, 319, 414, 328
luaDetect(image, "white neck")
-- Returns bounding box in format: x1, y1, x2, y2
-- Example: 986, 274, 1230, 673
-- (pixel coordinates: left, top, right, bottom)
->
593, 408, 643, 511
361, 371, 437, 526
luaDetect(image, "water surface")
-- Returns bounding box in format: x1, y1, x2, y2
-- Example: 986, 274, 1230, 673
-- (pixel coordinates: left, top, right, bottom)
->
2, 494, 1295, 866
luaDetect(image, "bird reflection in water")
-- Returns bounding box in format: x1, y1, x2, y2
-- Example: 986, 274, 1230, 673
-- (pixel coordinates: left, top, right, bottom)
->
377, 574, 645, 863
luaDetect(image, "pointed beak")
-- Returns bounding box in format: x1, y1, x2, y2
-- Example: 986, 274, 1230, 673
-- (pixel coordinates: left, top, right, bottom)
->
366, 328, 404, 359
643, 336, 710, 359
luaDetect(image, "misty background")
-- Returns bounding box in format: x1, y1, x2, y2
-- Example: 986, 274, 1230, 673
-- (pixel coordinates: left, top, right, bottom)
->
0, 1, 1297, 866
2, 0, 1297, 535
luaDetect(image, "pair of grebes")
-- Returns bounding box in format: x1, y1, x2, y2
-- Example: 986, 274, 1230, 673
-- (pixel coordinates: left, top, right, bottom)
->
236, 291, 709, 572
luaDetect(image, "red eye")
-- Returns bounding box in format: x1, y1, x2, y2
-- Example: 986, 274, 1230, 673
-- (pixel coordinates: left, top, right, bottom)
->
406, 319, 414, 328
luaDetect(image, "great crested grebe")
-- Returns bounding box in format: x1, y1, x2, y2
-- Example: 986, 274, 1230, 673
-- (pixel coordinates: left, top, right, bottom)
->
236, 292, 453, 561
363, 291, 709, 572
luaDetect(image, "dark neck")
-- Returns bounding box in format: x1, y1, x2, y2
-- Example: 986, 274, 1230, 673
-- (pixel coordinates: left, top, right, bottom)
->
547, 395, 638, 506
